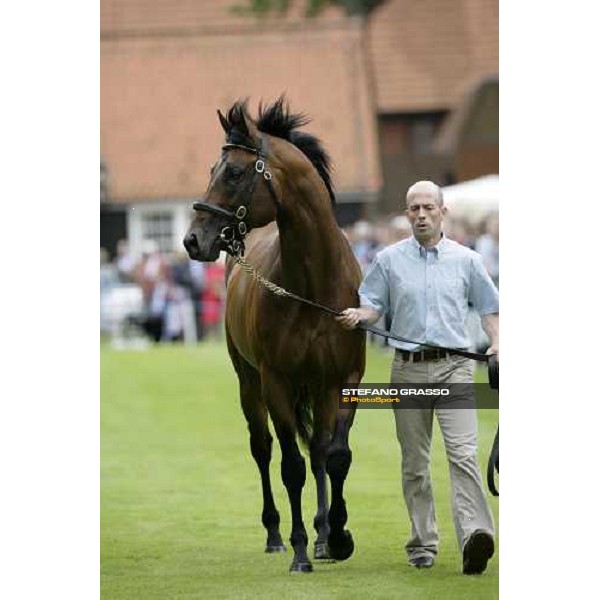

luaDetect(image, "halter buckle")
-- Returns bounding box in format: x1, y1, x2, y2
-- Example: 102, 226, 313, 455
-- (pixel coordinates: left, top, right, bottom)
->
264, 170, 272, 180
255, 159, 265, 174
235, 205, 247, 220
220, 226, 235, 242
238, 222, 247, 236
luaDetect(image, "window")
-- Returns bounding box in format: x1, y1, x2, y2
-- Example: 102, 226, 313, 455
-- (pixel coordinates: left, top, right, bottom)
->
379, 111, 447, 156
408, 118, 439, 155
140, 211, 174, 253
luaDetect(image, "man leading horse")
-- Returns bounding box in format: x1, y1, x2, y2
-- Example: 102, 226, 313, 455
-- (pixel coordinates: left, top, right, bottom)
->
337, 180, 499, 575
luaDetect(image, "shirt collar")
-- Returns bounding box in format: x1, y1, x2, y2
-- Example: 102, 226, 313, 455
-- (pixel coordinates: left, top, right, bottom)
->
409, 232, 447, 258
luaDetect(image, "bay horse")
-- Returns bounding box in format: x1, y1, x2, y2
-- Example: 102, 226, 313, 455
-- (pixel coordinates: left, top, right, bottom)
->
183, 98, 365, 573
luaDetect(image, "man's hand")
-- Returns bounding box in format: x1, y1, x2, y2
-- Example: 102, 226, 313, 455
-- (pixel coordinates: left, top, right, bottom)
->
486, 345, 499, 362
335, 306, 381, 330
482, 313, 499, 362
336, 308, 362, 330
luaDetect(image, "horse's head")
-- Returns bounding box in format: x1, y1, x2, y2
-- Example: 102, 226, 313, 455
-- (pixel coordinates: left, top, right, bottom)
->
183, 103, 281, 261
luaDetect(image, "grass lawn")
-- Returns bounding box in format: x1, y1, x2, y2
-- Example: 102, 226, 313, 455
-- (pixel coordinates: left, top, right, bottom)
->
101, 340, 499, 599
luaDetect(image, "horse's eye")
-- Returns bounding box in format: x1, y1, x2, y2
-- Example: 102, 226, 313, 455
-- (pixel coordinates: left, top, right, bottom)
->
226, 164, 246, 181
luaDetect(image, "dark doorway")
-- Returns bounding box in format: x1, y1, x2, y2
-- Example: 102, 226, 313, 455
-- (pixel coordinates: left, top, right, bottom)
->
100, 205, 127, 259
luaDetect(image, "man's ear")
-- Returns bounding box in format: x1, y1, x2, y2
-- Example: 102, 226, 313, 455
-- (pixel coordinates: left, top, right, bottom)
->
217, 109, 231, 134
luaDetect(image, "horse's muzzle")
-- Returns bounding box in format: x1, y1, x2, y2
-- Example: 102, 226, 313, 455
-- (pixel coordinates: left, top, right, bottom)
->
183, 231, 221, 262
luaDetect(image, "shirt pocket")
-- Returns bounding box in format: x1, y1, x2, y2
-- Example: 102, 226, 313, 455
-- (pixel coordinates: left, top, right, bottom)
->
435, 272, 466, 322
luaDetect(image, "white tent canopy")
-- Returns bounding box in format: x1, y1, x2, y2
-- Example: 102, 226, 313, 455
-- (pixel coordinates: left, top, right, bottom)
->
442, 175, 499, 222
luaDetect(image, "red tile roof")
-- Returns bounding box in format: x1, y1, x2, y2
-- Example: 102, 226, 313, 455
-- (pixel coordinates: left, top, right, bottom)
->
368, 0, 498, 112
101, 0, 497, 203
101, 2, 381, 202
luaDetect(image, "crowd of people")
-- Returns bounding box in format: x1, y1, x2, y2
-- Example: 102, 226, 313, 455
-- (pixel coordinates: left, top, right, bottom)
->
100, 212, 498, 346
100, 239, 226, 344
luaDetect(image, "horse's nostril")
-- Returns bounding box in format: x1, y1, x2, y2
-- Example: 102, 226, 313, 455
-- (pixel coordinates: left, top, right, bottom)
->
184, 232, 199, 252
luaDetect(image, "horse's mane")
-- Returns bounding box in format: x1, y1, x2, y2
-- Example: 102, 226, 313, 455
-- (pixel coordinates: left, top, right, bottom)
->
222, 97, 336, 206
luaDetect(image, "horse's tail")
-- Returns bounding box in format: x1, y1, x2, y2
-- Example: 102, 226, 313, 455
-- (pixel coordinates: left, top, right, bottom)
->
295, 385, 313, 449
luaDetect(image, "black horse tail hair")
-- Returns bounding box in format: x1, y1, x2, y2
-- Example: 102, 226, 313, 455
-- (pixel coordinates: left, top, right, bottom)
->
295, 386, 313, 449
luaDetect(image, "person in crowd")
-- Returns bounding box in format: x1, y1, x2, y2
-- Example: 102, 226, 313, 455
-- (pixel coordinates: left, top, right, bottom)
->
350, 221, 381, 274
188, 258, 206, 340
168, 251, 209, 343
336, 181, 498, 575
201, 258, 226, 339
100, 247, 118, 333
133, 240, 169, 305
389, 215, 412, 242
140, 261, 187, 343
171, 251, 191, 289
476, 214, 500, 287
444, 217, 476, 250
115, 239, 136, 283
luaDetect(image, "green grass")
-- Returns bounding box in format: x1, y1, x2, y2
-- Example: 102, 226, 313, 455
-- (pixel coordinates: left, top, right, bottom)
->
101, 341, 498, 599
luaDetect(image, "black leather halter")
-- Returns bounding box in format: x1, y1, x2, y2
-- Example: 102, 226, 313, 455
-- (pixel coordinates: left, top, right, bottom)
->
192, 139, 281, 257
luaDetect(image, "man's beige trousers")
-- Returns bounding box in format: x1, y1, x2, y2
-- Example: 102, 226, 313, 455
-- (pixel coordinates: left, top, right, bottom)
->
391, 353, 494, 559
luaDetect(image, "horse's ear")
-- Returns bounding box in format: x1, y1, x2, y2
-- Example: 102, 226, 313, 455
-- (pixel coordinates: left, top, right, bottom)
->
241, 110, 260, 144
217, 109, 231, 134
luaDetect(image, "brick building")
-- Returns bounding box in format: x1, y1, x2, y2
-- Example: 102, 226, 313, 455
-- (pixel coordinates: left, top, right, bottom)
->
101, 0, 498, 256
368, 0, 498, 212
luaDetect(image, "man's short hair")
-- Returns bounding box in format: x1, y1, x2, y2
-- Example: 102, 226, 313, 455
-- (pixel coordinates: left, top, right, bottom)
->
406, 181, 444, 206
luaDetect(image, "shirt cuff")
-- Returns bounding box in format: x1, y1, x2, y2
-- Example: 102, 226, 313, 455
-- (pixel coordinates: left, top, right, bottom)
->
359, 299, 383, 315
476, 305, 499, 317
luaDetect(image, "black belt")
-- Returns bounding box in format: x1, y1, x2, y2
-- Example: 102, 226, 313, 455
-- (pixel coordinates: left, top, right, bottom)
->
396, 348, 453, 363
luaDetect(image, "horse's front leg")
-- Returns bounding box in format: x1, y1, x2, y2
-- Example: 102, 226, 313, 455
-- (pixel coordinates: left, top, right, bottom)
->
326, 402, 357, 561
262, 369, 312, 573
240, 384, 286, 554
229, 335, 285, 554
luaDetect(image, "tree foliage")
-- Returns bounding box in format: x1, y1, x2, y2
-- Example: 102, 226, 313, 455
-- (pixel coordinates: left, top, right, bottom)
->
232, 0, 385, 18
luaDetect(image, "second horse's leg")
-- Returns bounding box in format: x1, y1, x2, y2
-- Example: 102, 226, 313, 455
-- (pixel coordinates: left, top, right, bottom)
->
310, 435, 331, 560
326, 404, 356, 561
310, 396, 335, 560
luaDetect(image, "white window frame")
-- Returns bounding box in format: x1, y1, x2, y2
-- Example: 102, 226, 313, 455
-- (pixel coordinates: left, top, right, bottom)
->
127, 201, 193, 258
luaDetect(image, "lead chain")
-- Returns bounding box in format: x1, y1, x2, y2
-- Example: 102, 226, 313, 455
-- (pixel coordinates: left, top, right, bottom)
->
233, 254, 290, 298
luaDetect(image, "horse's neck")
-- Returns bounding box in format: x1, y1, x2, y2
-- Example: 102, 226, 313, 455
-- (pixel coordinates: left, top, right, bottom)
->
276, 179, 347, 301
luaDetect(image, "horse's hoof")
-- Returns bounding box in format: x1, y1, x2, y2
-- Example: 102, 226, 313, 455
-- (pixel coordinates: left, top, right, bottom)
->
265, 532, 286, 553
328, 529, 354, 561
290, 560, 313, 573
314, 540, 331, 560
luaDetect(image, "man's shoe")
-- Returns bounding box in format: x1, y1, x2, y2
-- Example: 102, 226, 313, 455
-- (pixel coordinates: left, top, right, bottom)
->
462, 530, 494, 575
409, 556, 434, 569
